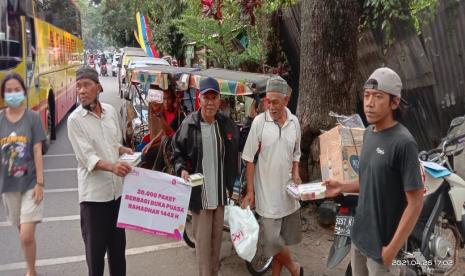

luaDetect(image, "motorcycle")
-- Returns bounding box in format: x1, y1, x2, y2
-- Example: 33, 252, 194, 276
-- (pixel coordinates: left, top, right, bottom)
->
326, 194, 357, 275
327, 116, 465, 275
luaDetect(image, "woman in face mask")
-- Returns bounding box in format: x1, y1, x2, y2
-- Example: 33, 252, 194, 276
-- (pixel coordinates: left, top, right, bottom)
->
0, 73, 46, 276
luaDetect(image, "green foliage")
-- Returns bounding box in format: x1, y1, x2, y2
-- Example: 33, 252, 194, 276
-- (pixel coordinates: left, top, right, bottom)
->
231, 28, 266, 69
144, 0, 187, 58
409, 0, 440, 32
79, 0, 293, 68
260, 0, 298, 13
83, 0, 187, 55
174, 0, 271, 69
361, 0, 460, 47
99, 0, 138, 47
75, 0, 109, 50
175, 15, 243, 68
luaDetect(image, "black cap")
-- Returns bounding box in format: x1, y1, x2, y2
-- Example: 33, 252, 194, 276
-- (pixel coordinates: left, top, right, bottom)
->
199, 77, 220, 95
77, 66, 100, 84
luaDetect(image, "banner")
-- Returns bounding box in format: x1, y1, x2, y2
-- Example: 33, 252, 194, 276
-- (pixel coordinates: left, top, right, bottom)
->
117, 167, 191, 240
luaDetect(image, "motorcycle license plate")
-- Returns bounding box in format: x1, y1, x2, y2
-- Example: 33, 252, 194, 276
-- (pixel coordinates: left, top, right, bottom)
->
334, 215, 354, 237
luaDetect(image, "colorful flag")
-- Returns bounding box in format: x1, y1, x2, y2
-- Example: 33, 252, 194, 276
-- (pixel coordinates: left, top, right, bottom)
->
136, 12, 159, 58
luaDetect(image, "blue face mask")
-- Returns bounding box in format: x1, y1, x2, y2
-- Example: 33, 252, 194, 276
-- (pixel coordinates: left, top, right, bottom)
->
4, 91, 26, 108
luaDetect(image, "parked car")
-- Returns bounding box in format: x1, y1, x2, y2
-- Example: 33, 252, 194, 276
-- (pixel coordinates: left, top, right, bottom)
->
118, 47, 147, 97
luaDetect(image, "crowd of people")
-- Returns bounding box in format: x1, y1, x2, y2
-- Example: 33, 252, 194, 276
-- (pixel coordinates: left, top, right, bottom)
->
0, 65, 424, 276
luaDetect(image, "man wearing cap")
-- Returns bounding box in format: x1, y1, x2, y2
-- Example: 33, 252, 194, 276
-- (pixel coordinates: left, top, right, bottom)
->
172, 77, 239, 276
324, 67, 423, 275
68, 66, 133, 276
241, 76, 303, 276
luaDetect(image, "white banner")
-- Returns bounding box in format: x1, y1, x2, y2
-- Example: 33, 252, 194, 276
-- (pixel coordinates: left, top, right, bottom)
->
117, 167, 191, 240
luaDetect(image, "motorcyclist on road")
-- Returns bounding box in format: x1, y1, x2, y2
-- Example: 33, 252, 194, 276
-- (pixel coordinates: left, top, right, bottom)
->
100, 55, 107, 66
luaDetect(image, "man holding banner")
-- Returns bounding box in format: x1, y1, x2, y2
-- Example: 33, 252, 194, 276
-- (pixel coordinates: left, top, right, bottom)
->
172, 77, 239, 276
68, 66, 133, 276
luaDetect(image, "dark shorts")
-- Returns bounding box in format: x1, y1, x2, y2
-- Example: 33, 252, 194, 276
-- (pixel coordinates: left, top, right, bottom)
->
258, 210, 302, 257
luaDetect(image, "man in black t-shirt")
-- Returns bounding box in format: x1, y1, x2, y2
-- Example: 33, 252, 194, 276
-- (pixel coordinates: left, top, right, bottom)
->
324, 67, 423, 275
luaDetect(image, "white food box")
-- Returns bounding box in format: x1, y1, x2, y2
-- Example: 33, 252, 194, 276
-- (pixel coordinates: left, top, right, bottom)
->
286, 182, 326, 201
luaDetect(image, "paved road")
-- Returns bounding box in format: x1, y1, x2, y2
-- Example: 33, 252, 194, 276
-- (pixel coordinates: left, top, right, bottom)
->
0, 76, 251, 276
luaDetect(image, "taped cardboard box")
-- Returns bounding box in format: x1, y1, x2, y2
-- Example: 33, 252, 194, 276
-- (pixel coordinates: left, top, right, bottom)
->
319, 125, 364, 182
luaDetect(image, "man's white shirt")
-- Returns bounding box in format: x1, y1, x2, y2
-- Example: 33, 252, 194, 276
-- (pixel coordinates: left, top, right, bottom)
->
68, 103, 124, 203
242, 108, 301, 219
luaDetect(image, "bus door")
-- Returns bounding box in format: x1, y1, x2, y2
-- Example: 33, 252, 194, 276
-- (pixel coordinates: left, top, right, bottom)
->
25, 18, 36, 89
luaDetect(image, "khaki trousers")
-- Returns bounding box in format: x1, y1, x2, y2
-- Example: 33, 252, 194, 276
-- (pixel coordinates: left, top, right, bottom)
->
351, 244, 414, 276
192, 205, 225, 276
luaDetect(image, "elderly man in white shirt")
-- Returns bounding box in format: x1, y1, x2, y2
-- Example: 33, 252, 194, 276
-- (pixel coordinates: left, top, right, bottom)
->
68, 66, 133, 276
242, 76, 303, 276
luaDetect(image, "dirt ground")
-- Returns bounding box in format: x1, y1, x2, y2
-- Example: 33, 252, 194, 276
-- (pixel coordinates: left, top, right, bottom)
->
215, 203, 465, 276
216, 203, 350, 276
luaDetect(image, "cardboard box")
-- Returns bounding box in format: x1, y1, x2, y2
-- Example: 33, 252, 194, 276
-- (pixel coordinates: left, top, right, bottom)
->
319, 125, 365, 182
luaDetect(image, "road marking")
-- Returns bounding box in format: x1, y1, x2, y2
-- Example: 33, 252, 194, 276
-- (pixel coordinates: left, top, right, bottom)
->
0, 215, 80, 227
43, 154, 75, 158
44, 188, 78, 194
44, 168, 77, 173
0, 242, 186, 271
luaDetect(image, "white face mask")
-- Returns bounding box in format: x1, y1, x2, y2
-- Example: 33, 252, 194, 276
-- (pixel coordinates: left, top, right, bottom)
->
4, 91, 25, 108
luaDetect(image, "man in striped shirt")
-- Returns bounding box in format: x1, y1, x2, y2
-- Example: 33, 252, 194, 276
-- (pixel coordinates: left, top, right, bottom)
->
172, 77, 239, 276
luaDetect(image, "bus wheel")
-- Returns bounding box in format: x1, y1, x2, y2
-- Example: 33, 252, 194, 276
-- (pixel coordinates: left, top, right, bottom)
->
48, 93, 56, 140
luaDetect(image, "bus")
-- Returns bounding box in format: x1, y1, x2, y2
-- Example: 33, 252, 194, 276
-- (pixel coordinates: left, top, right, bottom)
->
0, 0, 84, 151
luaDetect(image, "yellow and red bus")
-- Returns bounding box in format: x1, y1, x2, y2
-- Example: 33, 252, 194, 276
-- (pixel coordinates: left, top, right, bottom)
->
0, 0, 84, 150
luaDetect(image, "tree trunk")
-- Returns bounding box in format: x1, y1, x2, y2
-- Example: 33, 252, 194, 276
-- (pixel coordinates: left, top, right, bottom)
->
297, 0, 360, 182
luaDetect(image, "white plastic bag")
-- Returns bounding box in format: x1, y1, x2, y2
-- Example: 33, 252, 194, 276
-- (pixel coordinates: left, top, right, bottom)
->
226, 205, 259, 262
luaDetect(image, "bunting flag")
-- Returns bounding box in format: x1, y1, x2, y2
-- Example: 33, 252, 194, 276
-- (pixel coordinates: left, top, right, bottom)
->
135, 12, 159, 58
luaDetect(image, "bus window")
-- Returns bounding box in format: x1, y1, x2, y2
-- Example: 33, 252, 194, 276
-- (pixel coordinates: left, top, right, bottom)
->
0, 5, 22, 70
0, 1, 6, 41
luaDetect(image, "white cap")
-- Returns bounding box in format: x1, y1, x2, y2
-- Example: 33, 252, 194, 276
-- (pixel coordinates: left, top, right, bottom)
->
147, 89, 164, 103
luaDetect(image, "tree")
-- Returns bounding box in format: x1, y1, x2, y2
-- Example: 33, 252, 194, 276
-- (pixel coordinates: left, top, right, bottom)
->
145, 0, 187, 58
75, 0, 108, 50
297, 0, 360, 181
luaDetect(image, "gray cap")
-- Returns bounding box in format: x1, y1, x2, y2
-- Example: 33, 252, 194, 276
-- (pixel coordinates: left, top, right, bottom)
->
77, 66, 100, 84
364, 67, 402, 97
266, 76, 291, 95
